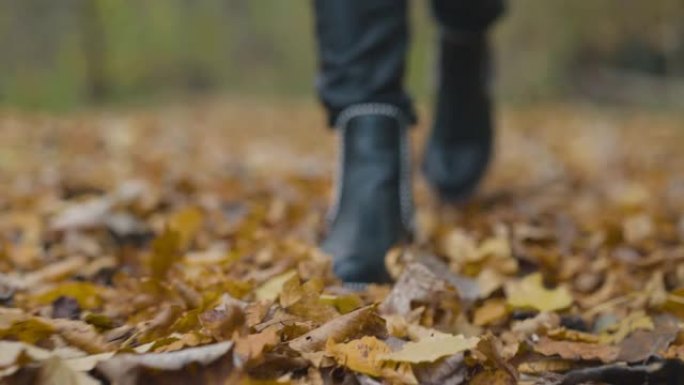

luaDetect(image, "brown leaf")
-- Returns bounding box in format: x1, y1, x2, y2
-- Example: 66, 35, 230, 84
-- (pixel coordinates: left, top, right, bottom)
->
473, 299, 509, 326
412, 353, 467, 385
380, 260, 461, 321
534, 336, 620, 363
288, 305, 387, 354
470, 369, 516, 385
473, 334, 518, 380
50, 318, 113, 354
199, 301, 245, 341
616, 314, 679, 363
234, 328, 279, 363
325, 336, 391, 377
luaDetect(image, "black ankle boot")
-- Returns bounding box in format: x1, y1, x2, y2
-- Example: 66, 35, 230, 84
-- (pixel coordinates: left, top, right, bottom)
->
322, 104, 413, 283
423, 32, 494, 202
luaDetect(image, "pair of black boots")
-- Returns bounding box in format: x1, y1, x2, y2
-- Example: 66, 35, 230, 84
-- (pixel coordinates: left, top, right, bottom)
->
322, 35, 493, 283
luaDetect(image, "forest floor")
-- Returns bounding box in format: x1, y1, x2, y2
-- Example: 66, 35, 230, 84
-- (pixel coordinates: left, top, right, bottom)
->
0, 99, 683, 385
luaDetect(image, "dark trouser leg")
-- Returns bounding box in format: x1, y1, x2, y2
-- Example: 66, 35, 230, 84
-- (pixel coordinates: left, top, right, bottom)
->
423, 0, 506, 201
313, 0, 415, 126
314, 0, 414, 283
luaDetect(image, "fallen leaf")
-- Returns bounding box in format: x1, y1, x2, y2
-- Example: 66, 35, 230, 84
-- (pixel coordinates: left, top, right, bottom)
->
412, 353, 467, 385
50, 318, 113, 354
97, 341, 234, 385
473, 299, 509, 326
517, 359, 575, 374
534, 337, 620, 363
616, 314, 678, 362
33, 281, 103, 309
289, 305, 386, 353
380, 260, 462, 324
470, 369, 516, 385
235, 328, 279, 363
36, 356, 100, 385
0, 318, 55, 344
199, 295, 246, 341
473, 334, 518, 380
505, 273, 573, 312
0, 341, 52, 368
547, 328, 599, 343
169, 206, 204, 250
598, 311, 653, 344
319, 293, 363, 314
255, 270, 297, 302
380, 334, 479, 364
325, 336, 391, 377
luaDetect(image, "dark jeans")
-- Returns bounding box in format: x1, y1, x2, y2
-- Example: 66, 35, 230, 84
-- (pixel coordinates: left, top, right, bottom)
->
313, 0, 505, 126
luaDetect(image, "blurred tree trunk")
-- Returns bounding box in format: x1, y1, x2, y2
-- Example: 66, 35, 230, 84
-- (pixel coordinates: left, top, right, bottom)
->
80, 0, 108, 102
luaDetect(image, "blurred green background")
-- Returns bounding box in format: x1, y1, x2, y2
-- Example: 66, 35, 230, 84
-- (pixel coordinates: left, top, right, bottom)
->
0, 0, 682, 111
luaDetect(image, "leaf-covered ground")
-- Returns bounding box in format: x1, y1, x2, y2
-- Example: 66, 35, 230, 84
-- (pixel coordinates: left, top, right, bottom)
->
1, 100, 683, 385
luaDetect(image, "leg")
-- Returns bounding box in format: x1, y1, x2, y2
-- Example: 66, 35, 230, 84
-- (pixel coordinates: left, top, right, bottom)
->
313, 0, 415, 126
314, 0, 414, 283
431, 0, 505, 35
423, 0, 506, 201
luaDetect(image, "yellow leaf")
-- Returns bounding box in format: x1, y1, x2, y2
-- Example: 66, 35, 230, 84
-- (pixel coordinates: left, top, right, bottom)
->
0, 318, 55, 344
254, 270, 297, 302
319, 294, 363, 314
33, 282, 103, 309
149, 227, 182, 279
473, 299, 509, 326
380, 334, 479, 364
169, 207, 204, 250
325, 336, 391, 377
505, 273, 573, 312
279, 275, 304, 307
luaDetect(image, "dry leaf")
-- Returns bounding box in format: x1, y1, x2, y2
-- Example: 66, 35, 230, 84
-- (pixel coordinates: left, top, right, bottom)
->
598, 311, 653, 345
325, 336, 391, 377
470, 369, 516, 385
473, 299, 509, 326
33, 281, 103, 309
97, 341, 233, 385
255, 270, 297, 302
547, 328, 599, 343
380, 260, 462, 323
380, 334, 479, 364
616, 314, 678, 363
534, 337, 620, 363
235, 328, 279, 363
289, 306, 387, 353
505, 273, 573, 312
169, 206, 204, 250
50, 318, 113, 354
148, 227, 182, 279
517, 359, 575, 374
36, 356, 100, 385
